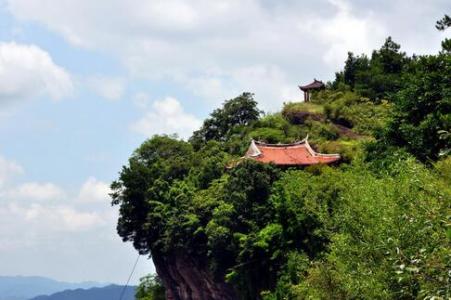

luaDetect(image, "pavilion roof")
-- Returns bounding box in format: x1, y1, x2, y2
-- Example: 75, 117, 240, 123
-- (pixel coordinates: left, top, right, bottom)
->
299, 79, 325, 91
244, 137, 340, 166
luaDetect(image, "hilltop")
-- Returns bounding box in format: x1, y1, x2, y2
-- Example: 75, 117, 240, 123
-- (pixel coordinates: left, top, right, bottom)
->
115, 29, 450, 300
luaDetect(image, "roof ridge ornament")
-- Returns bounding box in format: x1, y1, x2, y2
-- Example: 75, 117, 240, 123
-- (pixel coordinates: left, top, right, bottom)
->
247, 139, 261, 157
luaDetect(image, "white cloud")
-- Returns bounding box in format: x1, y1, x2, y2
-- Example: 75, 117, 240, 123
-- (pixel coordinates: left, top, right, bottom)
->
0, 42, 73, 102
230, 65, 301, 111
0, 199, 153, 283
0, 176, 109, 234
183, 64, 302, 112
6, 182, 65, 201
0, 155, 23, 187
5, 0, 447, 110
131, 97, 201, 139
7, 202, 105, 232
0, 155, 64, 201
310, 0, 386, 68
0, 0, 389, 109
86, 76, 126, 101
77, 177, 111, 203
6, 1, 447, 111
0, 159, 151, 282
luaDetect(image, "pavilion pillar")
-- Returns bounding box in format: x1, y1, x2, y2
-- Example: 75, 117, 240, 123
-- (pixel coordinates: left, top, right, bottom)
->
304, 91, 309, 102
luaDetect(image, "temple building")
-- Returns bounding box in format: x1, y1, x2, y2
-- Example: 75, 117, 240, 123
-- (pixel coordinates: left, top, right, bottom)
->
244, 137, 340, 166
299, 79, 325, 102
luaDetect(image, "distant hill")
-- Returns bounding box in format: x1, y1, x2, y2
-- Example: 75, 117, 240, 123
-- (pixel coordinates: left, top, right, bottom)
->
28, 285, 135, 300
0, 276, 106, 300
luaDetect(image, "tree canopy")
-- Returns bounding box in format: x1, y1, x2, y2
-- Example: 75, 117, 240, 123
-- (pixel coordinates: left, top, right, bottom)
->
190, 92, 261, 149
333, 37, 408, 101
384, 53, 451, 161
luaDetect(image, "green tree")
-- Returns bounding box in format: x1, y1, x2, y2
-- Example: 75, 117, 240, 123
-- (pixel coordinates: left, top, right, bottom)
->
436, 14, 451, 31
190, 93, 261, 148
333, 37, 408, 101
360, 37, 407, 100
110, 135, 195, 254
265, 159, 450, 299
135, 274, 165, 300
385, 53, 451, 161
372, 36, 406, 74
437, 14, 451, 53
204, 160, 282, 297
342, 52, 370, 88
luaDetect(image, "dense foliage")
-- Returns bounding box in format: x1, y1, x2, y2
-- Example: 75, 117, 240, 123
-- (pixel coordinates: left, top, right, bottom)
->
333, 37, 409, 101
114, 21, 450, 299
265, 159, 450, 299
190, 92, 261, 150
135, 275, 165, 300
384, 51, 451, 161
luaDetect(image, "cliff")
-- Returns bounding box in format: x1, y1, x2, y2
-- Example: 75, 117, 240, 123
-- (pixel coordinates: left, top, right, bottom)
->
153, 252, 237, 300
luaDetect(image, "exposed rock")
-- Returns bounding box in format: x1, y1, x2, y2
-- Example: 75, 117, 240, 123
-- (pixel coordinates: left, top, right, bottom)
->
283, 110, 325, 124
152, 251, 238, 300
332, 123, 365, 139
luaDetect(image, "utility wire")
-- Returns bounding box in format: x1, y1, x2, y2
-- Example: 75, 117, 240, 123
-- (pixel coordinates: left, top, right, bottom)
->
119, 254, 140, 300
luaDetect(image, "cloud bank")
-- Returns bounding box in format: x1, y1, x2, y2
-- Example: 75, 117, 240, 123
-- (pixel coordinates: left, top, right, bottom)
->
0, 42, 73, 103
0, 0, 414, 110
5, 0, 447, 112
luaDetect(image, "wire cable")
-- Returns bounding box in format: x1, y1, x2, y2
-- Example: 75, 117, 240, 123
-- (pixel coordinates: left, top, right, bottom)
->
119, 254, 140, 300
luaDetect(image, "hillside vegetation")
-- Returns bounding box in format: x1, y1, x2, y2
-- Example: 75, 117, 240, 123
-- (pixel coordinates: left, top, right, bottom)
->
115, 17, 450, 300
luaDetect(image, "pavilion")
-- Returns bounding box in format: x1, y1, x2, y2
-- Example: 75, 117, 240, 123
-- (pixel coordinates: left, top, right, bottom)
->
299, 79, 325, 102
243, 137, 340, 166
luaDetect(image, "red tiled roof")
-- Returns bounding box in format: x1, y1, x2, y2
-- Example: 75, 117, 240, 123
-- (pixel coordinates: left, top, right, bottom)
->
244, 138, 340, 166
299, 79, 325, 91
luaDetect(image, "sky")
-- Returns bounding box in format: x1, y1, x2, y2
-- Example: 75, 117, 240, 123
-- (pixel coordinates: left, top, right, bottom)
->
0, 0, 449, 285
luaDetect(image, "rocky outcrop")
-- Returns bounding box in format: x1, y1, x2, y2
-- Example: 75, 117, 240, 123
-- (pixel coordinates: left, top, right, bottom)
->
283, 110, 325, 125
152, 251, 238, 300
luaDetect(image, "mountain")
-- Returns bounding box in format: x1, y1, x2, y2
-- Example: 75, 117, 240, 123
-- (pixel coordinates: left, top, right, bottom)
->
28, 285, 135, 300
0, 276, 106, 300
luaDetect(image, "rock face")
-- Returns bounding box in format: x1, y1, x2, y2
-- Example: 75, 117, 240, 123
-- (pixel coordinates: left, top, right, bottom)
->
152, 252, 238, 300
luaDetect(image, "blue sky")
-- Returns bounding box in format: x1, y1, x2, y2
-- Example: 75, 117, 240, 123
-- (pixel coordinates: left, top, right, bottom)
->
0, 0, 449, 284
